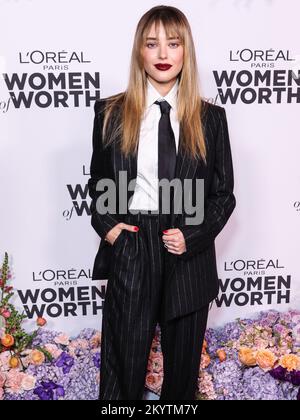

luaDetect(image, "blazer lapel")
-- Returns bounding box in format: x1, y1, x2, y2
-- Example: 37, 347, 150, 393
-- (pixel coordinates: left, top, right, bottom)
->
112, 134, 138, 215
164, 125, 199, 284
171, 125, 198, 226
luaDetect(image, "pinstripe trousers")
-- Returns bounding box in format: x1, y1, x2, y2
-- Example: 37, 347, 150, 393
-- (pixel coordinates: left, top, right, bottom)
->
99, 210, 209, 400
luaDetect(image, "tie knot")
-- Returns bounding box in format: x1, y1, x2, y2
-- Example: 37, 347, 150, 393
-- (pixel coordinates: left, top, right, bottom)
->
154, 100, 171, 115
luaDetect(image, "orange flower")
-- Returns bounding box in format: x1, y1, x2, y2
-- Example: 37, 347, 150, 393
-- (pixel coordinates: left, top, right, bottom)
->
202, 339, 208, 354
36, 317, 47, 327
216, 349, 227, 362
29, 349, 45, 366
238, 347, 257, 367
9, 356, 20, 369
256, 349, 277, 370
279, 354, 300, 372
1, 334, 14, 348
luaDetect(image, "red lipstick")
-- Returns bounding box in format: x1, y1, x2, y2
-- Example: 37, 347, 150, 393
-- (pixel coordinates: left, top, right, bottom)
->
154, 63, 172, 71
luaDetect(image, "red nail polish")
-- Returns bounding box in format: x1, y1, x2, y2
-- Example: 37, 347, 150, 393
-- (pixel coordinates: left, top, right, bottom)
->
163, 230, 168, 234
134, 226, 139, 231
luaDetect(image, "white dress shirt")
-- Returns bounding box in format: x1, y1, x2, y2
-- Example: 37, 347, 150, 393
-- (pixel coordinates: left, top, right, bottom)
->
128, 78, 179, 211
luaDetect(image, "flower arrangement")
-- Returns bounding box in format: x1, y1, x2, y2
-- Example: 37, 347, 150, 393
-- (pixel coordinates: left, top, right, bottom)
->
0, 252, 37, 358
1, 252, 300, 400
196, 310, 300, 400
145, 310, 300, 400
1, 327, 101, 400
0, 252, 101, 400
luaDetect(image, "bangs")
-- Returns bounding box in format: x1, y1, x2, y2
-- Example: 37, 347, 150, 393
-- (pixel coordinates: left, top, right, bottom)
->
142, 17, 184, 44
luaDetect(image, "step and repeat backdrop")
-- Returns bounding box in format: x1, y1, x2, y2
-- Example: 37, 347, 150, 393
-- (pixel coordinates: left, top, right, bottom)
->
1, 0, 299, 338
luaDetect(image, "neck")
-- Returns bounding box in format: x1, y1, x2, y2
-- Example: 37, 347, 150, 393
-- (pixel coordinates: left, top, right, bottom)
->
148, 76, 177, 97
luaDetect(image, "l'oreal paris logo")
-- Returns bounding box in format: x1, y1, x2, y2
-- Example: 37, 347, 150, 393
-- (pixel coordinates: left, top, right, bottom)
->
230, 49, 295, 62
19, 50, 91, 65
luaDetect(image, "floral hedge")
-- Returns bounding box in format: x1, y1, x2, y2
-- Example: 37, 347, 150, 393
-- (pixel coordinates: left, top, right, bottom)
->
1, 252, 300, 400
146, 310, 300, 400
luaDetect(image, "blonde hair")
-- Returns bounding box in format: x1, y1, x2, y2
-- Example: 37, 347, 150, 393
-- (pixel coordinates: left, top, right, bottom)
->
101, 5, 207, 164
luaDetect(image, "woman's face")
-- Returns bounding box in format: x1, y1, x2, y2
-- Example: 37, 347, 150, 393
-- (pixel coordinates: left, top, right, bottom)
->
141, 21, 184, 92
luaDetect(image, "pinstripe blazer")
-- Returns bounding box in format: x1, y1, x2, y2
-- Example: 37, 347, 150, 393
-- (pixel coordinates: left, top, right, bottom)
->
88, 97, 236, 321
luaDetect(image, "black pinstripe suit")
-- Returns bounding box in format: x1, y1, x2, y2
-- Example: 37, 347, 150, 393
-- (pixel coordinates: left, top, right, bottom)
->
88, 97, 236, 399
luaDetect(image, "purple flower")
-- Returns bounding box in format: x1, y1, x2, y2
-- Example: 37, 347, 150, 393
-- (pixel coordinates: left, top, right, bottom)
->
56, 352, 74, 374
290, 371, 300, 386
243, 367, 284, 400
32, 329, 60, 347
78, 328, 97, 341
258, 310, 280, 327
280, 381, 299, 400
93, 353, 100, 369
33, 381, 65, 400
297, 388, 300, 401
210, 359, 244, 400
269, 366, 288, 381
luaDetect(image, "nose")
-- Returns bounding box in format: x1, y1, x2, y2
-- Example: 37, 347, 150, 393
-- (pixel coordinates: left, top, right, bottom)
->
158, 44, 168, 59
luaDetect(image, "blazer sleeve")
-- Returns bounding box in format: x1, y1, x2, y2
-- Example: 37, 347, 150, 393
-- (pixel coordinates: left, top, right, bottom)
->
87, 99, 120, 241
178, 106, 236, 259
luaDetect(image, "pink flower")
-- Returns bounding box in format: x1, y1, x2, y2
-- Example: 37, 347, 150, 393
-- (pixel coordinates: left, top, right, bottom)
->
0, 352, 11, 372
291, 313, 300, 324
68, 339, 89, 356
44, 343, 63, 359
0, 372, 6, 388
21, 374, 36, 391
197, 371, 217, 400
253, 338, 269, 349
54, 333, 70, 346
200, 353, 211, 369
6, 370, 26, 394
73, 338, 89, 349
145, 372, 163, 393
149, 354, 163, 374
0, 387, 4, 400
1, 310, 11, 319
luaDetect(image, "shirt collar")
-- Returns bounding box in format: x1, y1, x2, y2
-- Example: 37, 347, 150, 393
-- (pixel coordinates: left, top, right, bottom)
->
146, 77, 179, 111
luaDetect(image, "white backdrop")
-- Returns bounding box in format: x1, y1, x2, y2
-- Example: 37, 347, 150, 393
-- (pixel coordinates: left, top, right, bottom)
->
0, 0, 299, 336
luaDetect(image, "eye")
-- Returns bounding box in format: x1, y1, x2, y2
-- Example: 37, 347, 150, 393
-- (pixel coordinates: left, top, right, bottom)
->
169, 43, 180, 48
146, 43, 156, 48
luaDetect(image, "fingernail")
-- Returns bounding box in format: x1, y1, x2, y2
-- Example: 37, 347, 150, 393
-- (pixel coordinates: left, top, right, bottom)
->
134, 226, 139, 231
163, 230, 168, 233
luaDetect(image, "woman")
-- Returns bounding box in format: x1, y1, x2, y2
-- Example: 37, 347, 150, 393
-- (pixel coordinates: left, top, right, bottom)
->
88, 5, 236, 400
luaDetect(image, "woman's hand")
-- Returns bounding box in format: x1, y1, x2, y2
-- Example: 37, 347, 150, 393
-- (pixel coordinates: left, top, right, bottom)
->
104, 223, 139, 246
162, 229, 187, 255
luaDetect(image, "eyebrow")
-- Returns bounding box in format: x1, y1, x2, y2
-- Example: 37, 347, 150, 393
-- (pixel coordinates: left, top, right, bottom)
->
146, 37, 180, 41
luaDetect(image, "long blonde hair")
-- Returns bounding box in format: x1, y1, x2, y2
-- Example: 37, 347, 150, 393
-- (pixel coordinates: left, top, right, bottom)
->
101, 5, 207, 164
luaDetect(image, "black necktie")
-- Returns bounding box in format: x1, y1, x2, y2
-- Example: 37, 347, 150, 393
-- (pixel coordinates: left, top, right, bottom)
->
154, 100, 177, 214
